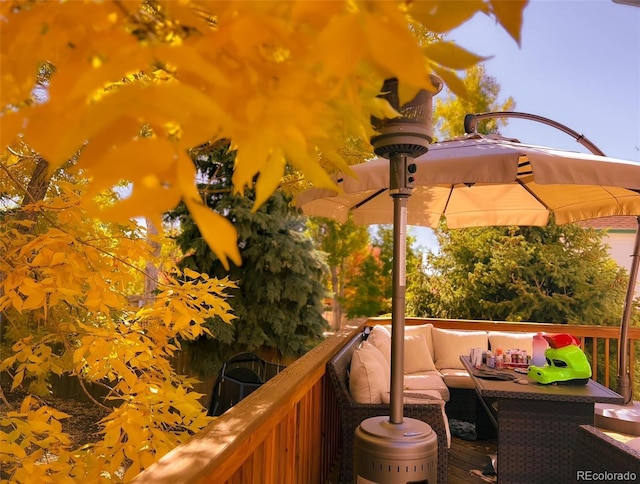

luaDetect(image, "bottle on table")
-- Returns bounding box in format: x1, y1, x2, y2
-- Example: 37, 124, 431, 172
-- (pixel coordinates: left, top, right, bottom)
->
532, 332, 548, 367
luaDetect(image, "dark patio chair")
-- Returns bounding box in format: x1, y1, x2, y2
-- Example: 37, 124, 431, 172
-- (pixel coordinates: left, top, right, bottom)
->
207, 352, 286, 417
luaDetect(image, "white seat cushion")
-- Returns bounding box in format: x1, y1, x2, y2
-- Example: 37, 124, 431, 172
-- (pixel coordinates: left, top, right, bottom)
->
439, 368, 475, 389
403, 373, 450, 401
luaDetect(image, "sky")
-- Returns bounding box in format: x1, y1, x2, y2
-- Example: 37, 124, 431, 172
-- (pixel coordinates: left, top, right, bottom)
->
411, 0, 640, 252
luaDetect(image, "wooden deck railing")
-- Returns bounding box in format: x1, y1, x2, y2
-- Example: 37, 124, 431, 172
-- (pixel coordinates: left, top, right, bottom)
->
133, 324, 364, 484
134, 318, 639, 483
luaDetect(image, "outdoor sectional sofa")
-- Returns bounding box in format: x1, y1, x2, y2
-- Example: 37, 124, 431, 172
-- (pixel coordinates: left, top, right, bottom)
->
327, 323, 539, 484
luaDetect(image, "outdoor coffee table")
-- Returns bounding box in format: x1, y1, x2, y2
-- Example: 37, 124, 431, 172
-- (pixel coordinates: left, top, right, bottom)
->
460, 356, 623, 483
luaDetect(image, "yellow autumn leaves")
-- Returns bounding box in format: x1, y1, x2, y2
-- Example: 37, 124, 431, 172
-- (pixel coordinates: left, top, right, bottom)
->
0, 1, 525, 268
0, 179, 237, 480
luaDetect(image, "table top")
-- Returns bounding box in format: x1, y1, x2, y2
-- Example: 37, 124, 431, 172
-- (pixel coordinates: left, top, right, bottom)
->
460, 356, 624, 404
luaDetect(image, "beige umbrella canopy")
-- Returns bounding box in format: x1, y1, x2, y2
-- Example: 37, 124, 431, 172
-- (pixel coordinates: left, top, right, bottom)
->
297, 134, 640, 228
296, 133, 640, 404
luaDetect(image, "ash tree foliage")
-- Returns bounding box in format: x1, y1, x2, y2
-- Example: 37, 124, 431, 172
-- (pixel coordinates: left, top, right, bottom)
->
1, 0, 525, 268
410, 222, 629, 325
0, 0, 527, 481
168, 141, 328, 370
0, 165, 235, 481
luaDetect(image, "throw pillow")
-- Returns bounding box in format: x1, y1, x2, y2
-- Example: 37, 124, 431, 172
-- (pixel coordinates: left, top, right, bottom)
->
404, 335, 437, 373
349, 341, 390, 404
405, 323, 435, 358
368, 325, 391, 364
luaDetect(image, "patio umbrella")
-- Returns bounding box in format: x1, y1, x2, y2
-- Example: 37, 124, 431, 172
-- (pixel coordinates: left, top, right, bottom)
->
296, 133, 640, 406
298, 134, 640, 228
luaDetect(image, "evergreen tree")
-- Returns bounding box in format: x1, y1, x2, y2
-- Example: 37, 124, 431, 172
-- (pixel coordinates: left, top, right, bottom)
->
169, 142, 328, 371
412, 222, 629, 325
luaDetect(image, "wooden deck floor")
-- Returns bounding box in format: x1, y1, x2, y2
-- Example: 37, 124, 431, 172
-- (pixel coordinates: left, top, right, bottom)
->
448, 437, 498, 483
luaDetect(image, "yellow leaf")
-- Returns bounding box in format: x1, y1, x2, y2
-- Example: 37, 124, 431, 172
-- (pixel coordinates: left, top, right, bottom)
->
50, 252, 65, 266
423, 41, 490, 70
280, 134, 337, 193
177, 154, 241, 269
253, 148, 286, 210
51, 34, 153, 104
111, 359, 137, 388
95, 184, 182, 229
140, 449, 156, 469
312, 12, 364, 80
407, 0, 486, 34
78, 116, 142, 170
0, 109, 28, 148
84, 137, 179, 196
21, 101, 86, 168
4, 440, 27, 459
0, 2, 58, 105
22, 291, 46, 311
369, 97, 401, 121
155, 1, 203, 28
19, 395, 33, 412
363, 11, 429, 90
430, 65, 468, 99
182, 268, 201, 279
231, 133, 273, 193
156, 42, 232, 89
489, 0, 527, 46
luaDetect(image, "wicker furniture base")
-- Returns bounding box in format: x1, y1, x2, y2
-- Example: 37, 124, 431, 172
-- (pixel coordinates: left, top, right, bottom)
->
446, 387, 496, 440
497, 398, 593, 483
573, 425, 640, 482
327, 333, 449, 484
461, 356, 624, 484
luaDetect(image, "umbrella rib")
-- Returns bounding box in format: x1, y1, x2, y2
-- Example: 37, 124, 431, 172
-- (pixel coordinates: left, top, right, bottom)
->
352, 188, 388, 210
443, 186, 454, 216
517, 178, 549, 209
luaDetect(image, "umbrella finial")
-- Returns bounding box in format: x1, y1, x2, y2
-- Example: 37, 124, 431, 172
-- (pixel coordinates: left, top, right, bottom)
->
371, 76, 443, 159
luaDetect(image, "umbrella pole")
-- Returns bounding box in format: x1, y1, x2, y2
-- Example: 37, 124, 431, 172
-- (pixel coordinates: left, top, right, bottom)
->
390, 192, 409, 424
389, 154, 413, 424
617, 216, 640, 404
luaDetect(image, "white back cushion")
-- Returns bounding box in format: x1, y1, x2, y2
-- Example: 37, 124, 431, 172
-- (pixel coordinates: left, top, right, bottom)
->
488, 331, 536, 355
349, 341, 390, 404
432, 328, 488, 369
368, 325, 391, 364
404, 334, 437, 373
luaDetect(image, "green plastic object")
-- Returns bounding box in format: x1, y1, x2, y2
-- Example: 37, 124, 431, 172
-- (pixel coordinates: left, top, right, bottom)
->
527, 345, 591, 385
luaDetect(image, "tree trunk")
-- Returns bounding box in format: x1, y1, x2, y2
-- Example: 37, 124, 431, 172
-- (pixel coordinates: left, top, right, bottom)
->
330, 265, 342, 329
142, 218, 160, 305
18, 157, 51, 224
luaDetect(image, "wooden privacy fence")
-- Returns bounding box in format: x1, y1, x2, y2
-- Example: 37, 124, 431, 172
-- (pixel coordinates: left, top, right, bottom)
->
133, 319, 639, 483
